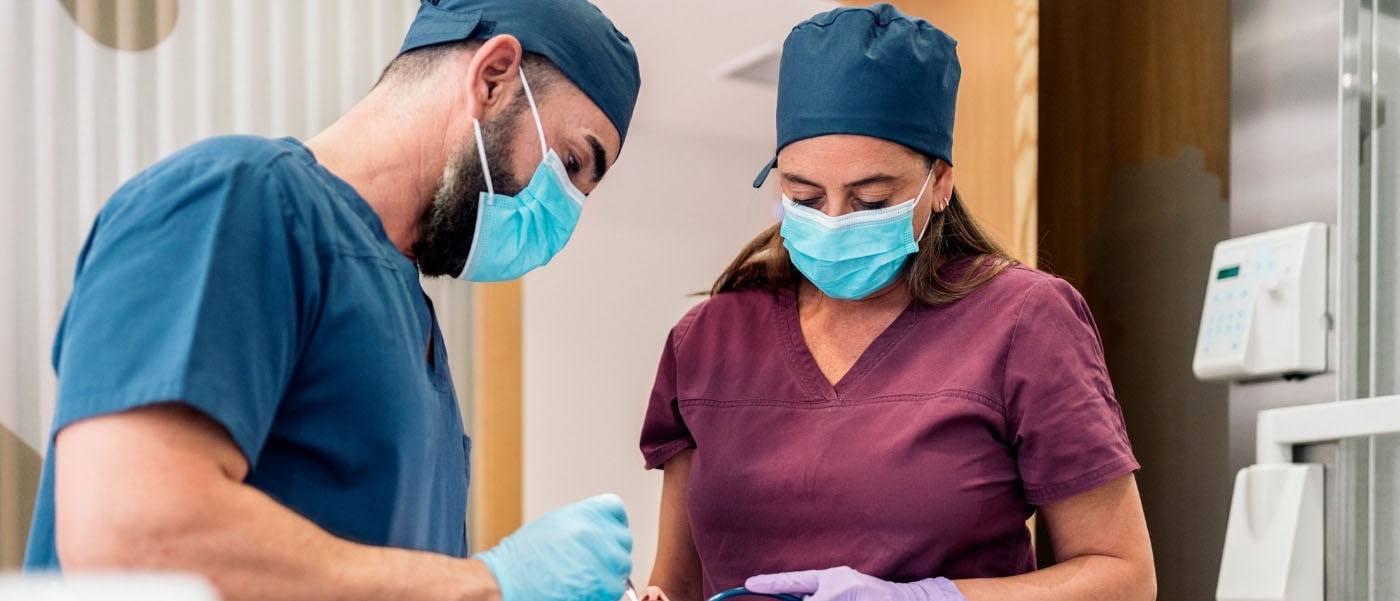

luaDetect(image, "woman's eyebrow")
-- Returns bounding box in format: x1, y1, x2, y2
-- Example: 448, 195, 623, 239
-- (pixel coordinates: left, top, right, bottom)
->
782, 172, 901, 189
844, 173, 899, 189
781, 173, 823, 188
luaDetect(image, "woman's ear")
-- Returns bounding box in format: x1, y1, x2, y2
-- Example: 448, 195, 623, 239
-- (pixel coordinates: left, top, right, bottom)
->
932, 161, 954, 212
462, 35, 524, 121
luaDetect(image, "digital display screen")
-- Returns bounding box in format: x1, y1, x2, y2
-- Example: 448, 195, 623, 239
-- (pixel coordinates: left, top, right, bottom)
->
1217, 265, 1241, 280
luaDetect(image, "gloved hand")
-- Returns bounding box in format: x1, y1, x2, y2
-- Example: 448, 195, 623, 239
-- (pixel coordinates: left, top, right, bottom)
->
746, 566, 966, 601
476, 494, 633, 601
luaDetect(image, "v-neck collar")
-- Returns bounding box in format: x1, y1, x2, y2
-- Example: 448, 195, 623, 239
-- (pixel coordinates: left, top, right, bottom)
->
776, 287, 926, 400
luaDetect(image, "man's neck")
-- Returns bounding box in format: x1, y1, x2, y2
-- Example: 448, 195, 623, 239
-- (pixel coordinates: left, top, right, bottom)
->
305, 90, 452, 258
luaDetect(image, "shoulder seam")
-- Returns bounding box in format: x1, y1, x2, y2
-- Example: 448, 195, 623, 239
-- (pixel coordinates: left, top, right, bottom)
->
254, 151, 314, 245
257, 145, 300, 171
999, 277, 1053, 426
672, 299, 709, 351
1007, 264, 1053, 281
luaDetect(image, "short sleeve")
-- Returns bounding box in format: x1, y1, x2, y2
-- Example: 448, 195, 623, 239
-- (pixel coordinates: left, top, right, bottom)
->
639, 306, 703, 470
51, 152, 313, 464
1004, 278, 1138, 505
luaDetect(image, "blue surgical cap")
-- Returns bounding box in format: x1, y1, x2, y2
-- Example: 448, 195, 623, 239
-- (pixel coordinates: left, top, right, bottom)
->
400, 0, 642, 144
753, 3, 960, 187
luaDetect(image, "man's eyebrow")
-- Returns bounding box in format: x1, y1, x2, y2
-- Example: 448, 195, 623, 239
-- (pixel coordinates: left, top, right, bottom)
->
587, 134, 608, 183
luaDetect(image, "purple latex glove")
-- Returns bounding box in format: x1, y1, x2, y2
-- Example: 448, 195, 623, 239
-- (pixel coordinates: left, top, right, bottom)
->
746, 566, 966, 601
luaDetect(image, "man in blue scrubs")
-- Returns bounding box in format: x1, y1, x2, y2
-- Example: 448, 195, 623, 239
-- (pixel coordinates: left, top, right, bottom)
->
23, 2, 639, 600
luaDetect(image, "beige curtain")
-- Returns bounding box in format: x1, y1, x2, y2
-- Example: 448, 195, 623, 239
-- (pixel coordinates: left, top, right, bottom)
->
1, 427, 41, 567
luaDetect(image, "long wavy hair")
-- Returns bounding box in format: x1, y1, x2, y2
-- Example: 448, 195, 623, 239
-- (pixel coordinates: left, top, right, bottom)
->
711, 167, 1017, 305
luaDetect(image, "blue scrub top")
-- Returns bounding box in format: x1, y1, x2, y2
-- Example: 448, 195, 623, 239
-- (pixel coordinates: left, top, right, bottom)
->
24, 136, 470, 568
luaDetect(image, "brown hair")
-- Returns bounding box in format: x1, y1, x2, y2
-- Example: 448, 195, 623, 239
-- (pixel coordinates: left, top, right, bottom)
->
711, 184, 1017, 305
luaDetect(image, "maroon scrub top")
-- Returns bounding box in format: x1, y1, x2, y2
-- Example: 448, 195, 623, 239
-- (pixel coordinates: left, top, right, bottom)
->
639, 266, 1138, 596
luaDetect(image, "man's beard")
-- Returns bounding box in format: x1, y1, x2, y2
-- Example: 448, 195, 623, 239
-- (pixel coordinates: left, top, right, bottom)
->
413, 99, 527, 278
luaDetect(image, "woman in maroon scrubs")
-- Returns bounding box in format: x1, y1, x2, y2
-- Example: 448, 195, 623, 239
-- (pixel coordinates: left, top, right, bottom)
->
639, 5, 1155, 601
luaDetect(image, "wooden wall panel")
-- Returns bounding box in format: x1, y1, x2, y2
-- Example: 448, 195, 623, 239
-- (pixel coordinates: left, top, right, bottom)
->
470, 281, 523, 550
1039, 0, 1230, 281
1040, 2, 1232, 600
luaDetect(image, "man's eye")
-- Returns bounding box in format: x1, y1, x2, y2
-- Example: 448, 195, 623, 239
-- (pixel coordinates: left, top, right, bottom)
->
565, 154, 581, 175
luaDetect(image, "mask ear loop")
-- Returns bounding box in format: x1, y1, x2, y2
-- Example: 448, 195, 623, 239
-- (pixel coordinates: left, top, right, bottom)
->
472, 118, 494, 200
470, 68, 548, 203
914, 166, 938, 242
518, 67, 549, 160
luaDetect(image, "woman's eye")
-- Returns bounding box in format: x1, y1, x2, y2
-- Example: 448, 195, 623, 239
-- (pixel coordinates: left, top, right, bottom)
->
565, 154, 581, 175
793, 197, 823, 207
856, 199, 889, 210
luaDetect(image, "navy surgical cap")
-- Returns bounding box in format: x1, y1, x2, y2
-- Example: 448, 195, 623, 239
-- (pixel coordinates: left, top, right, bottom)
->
400, 0, 641, 144
753, 3, 960, 187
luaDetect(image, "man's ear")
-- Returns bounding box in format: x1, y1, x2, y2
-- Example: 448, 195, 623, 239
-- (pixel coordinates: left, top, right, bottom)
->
462, 35, 524, 121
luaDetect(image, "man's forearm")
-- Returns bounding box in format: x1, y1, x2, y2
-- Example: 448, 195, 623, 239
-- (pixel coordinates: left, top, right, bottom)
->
61, 463, 497, 601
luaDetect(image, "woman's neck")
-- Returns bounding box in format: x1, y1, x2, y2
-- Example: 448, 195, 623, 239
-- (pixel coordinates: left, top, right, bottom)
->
797, 280, 912, 319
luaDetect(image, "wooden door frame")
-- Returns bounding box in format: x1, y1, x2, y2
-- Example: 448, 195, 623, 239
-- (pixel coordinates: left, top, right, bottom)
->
469, 281, 523, 549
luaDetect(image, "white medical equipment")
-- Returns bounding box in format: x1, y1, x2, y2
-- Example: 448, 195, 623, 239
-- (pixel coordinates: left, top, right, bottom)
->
0, 573, 219, 600
1193, 223, 1329, 382
1216, 395, 1400, 601
1216, 463, 1323, 601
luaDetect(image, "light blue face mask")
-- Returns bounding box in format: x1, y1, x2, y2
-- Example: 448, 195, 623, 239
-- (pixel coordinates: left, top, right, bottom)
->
780, 169, 935, 300
460, 68, 587, 282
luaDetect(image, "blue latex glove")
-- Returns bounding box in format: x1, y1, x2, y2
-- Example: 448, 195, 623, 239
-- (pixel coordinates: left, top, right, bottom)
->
746, 567, 966, 601
476, 494, 633, 601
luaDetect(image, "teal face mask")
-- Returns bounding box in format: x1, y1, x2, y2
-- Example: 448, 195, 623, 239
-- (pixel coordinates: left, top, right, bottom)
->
780, 169, 934, 300
460, 68, 587, 282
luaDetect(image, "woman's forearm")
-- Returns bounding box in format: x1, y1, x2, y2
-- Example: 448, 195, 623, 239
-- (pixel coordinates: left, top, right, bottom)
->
648, 566, 703, 601
959, 475, 1157, 601
954, 553, 1156, 601
648, 450, 703, 601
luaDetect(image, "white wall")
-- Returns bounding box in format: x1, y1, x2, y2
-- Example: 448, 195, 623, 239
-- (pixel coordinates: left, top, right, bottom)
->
520, 0, 836, 583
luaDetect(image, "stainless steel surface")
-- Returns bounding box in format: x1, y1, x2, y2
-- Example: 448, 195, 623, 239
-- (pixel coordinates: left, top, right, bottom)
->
1299, 434, 1400, 600
1347, 0, 1400, 595
1374, 433, 1400, 598
1232, 0, 1400, 595
1296, 443, 1340, 601
1364, 0, 1400, 400
1231, 0, 1346, 231
1297, 441, 1367, 601
1343, 0, 1371, 405
1229, 0, 1344, 474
